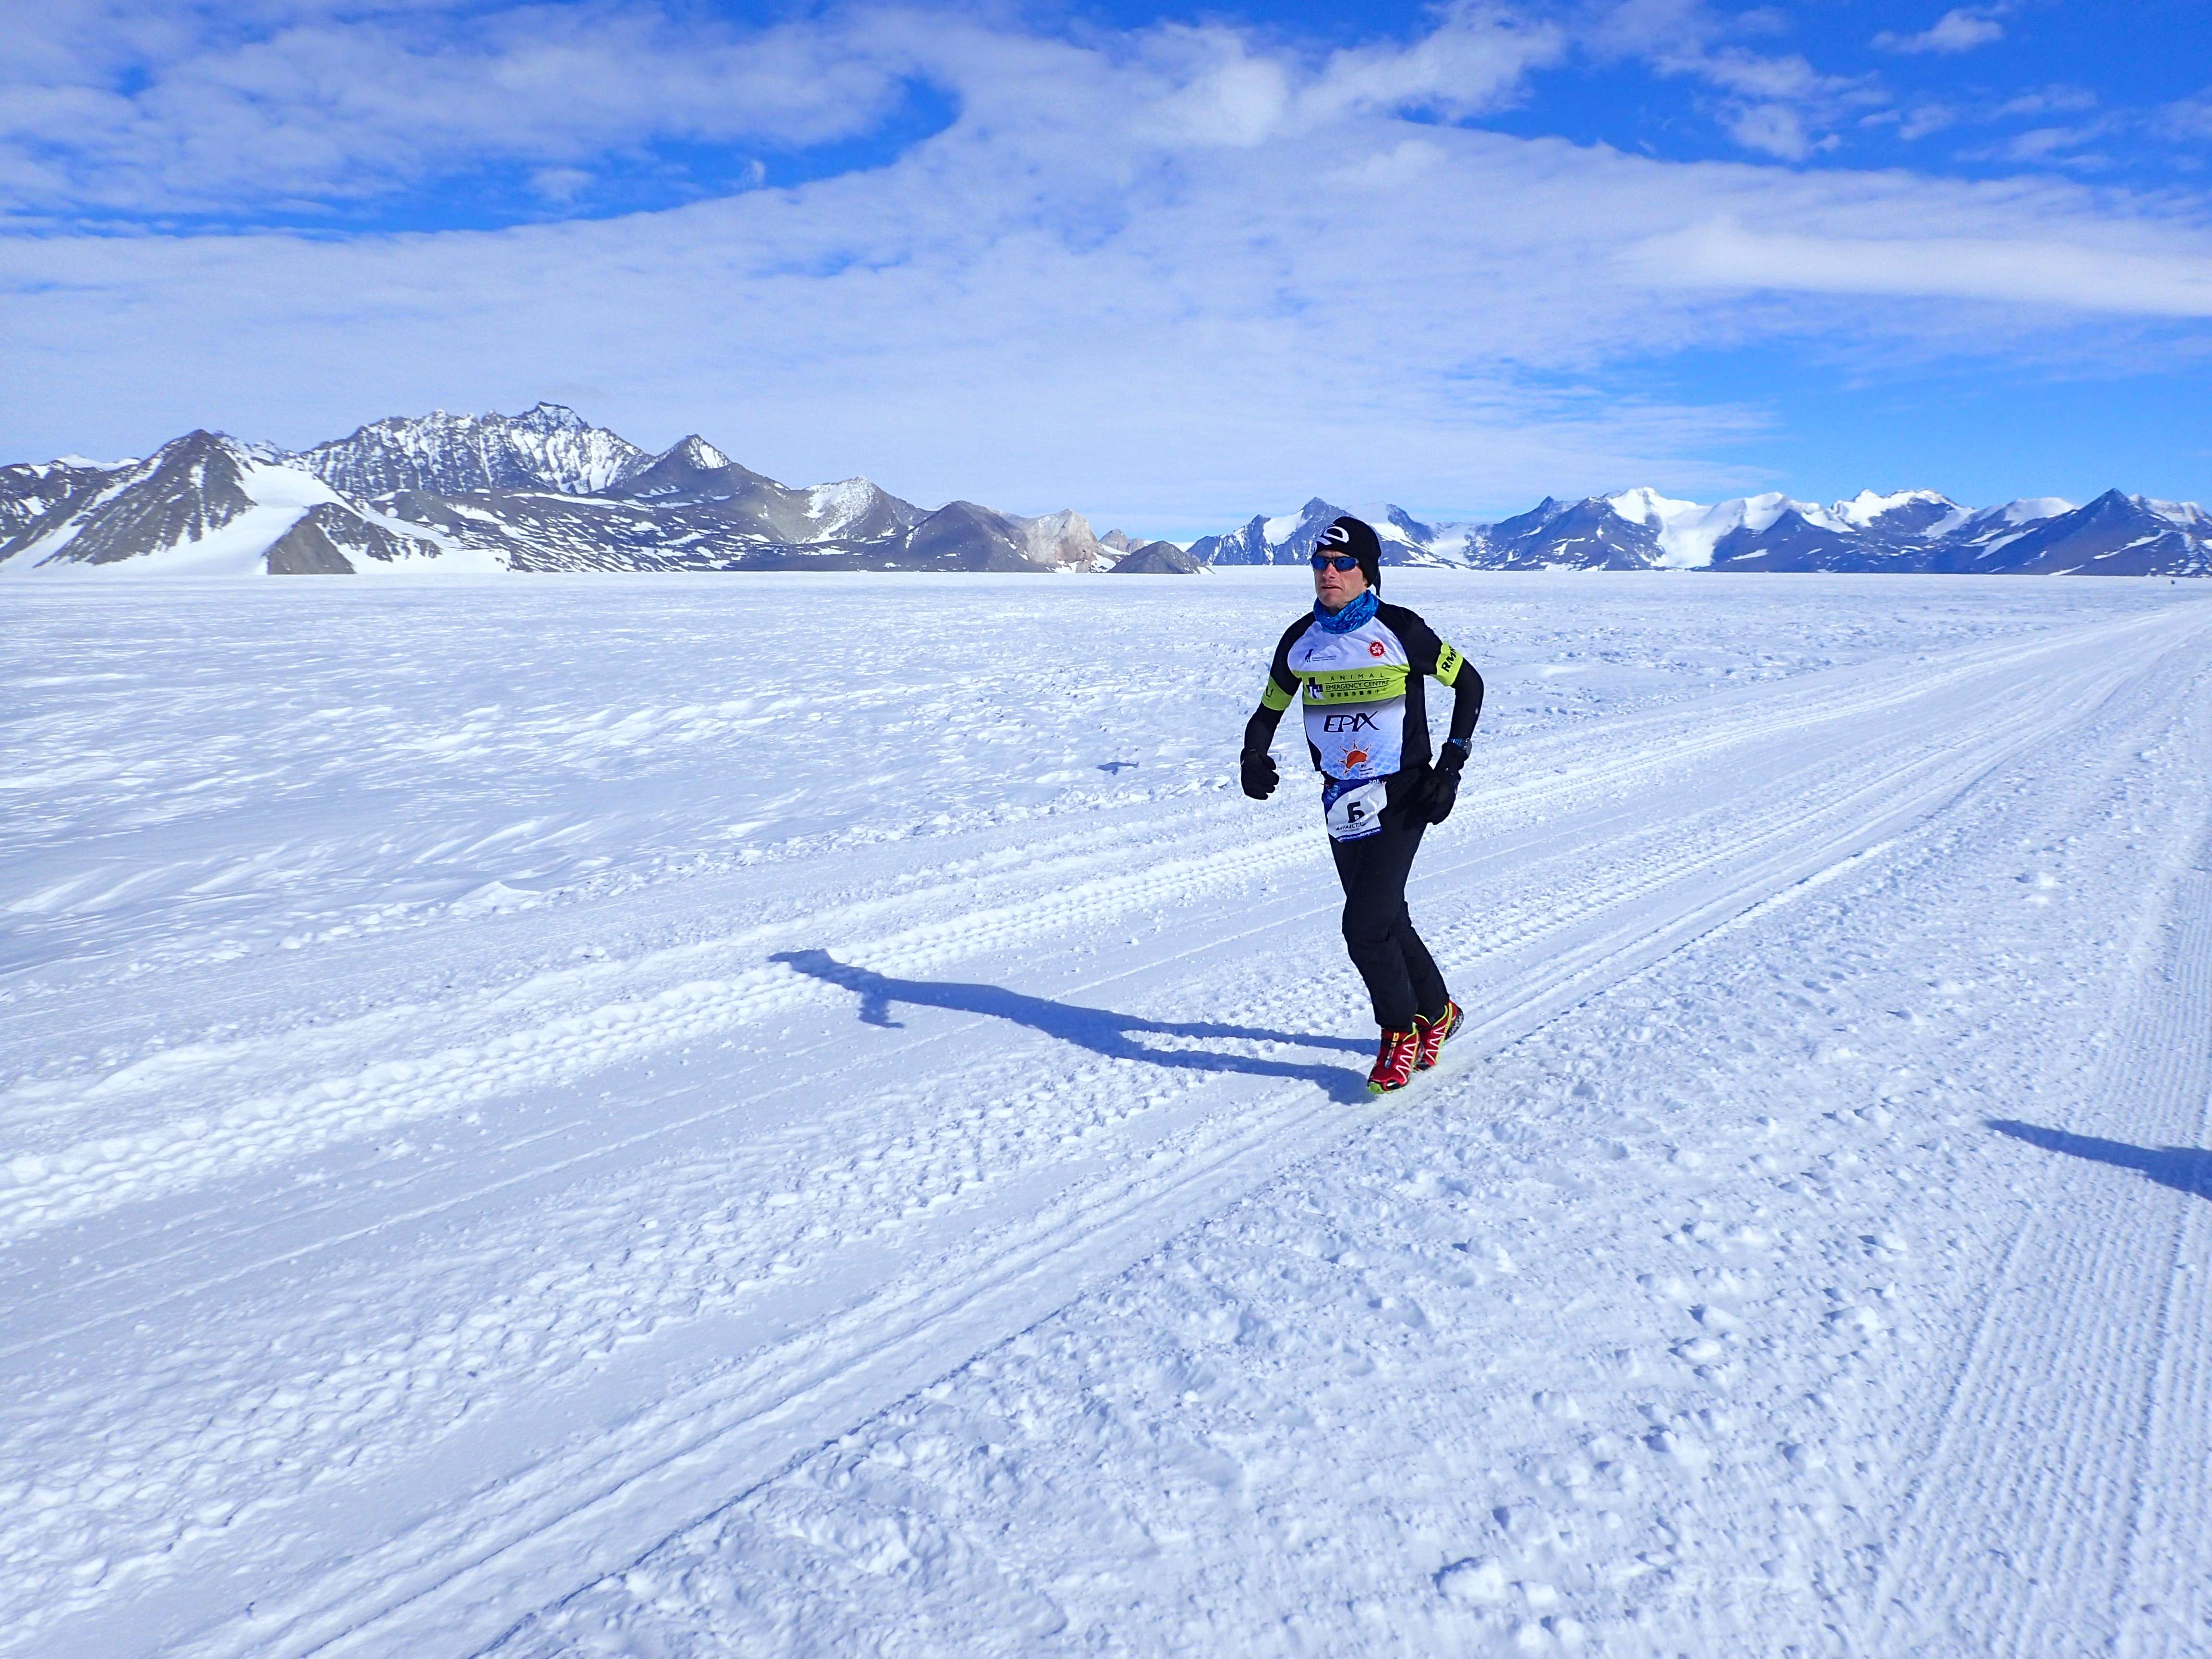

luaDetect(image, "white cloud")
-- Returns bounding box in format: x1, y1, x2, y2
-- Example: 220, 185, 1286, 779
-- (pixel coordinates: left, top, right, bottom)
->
1726, 104, 1812, 161
1875, 9, 2007, 56
2156, 92, 2212, 143
1993, 126, 2105, 162
1898, 104, 1958, 141
1141, 5, 1564, 150
1998, 87, 2100, 119
0, 1, 920, 214
529, 168, 592, 204
0, 1, 1570, 216
1585, 0, 1879, 161
1956, 111, 2120, 171
1299, 3, 1565, 124
1151, 34, 1295, 147
1627, 218, 2212, 316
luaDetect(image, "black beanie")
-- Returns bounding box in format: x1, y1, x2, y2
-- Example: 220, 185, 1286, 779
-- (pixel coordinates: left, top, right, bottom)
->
1317, 515, 1383, 590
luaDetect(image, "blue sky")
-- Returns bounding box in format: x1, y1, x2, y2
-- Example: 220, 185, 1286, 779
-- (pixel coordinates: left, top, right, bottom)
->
2, 1, 2208, 533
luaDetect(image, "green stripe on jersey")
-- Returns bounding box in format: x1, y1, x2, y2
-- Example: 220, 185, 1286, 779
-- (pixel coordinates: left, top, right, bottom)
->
1435, 641, 1465, 686
1260, 676, 1296, 712
1303, 665, 1409, 703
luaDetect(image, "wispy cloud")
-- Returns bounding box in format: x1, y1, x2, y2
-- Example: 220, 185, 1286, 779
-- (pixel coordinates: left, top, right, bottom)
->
1965, 123, 2114, 169
1997, 87, 2100, 119
1135, 3, 1566, 149
2156, 90, 2212, 145
528, 168, 594, 205
1724, 103, 1820, 162
1875, 8, 2008, 56
1628, 217, 2212, 316
1585, 0, 1880, 162
0, 1, 917, 216
1952, 89, 2120, 171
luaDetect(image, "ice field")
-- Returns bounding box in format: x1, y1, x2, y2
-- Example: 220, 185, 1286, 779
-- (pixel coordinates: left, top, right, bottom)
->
5, 570, 2212, 1657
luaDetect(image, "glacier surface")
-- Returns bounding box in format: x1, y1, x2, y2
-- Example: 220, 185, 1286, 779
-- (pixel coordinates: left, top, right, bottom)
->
5, 573, 2212, 1658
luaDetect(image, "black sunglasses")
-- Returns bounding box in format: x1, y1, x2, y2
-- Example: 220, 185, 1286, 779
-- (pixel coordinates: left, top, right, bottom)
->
1310, 553, 1361, 572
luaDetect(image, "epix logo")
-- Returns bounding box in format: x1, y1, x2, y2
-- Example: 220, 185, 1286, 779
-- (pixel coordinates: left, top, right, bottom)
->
1322, 711, 1380, 733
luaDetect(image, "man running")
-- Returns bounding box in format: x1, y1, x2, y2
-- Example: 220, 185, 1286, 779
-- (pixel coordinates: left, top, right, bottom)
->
1239, 516, 1484, 1094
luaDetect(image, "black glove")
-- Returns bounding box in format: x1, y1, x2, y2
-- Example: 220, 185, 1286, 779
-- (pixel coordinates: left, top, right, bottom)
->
1240, 749, 1279, 800
1423, 743, 1466, 824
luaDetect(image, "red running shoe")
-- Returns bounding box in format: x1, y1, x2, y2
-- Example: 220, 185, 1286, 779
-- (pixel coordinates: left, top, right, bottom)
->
1413, 1000, 1464, 1071
1367, 1027, 1419, 1094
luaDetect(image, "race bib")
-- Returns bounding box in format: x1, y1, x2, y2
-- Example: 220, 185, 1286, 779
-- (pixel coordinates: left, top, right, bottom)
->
1322, 776, 1388, 842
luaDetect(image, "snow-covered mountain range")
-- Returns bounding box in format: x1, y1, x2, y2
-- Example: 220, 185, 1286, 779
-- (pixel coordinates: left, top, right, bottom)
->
0, 405, 1153, 577
1190, 486, 2212, 577
5, 403, 2207, 577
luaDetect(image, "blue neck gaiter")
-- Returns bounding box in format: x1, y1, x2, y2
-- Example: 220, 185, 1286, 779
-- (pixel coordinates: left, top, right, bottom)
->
1313, 587, 1379, 635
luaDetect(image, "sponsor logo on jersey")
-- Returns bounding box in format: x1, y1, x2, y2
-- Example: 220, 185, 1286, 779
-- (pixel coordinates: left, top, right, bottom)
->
1369, 640, 1386, 658
1322, 710, 1380, 733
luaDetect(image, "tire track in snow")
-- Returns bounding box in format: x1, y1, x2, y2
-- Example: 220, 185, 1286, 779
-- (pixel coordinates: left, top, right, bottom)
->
1, 605, 2191, 1659
3, 604, 2164, 1343
100, 610, 2206, 1659
0, 798, 1241, 1112
7, 614, 2142, 1646
0, 830, 1325, 1240
2112, 911, 2212, 1659
1857, 696, 2212, 1654
2, 611, 2178, 1247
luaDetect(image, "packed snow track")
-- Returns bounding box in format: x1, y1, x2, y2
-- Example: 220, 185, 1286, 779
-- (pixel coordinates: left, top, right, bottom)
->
5, 573, 2210, 1657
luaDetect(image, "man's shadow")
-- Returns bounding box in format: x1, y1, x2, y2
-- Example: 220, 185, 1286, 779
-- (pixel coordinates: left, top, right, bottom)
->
1988, 1119, 2212, 1200
772, 949, 1373, 1104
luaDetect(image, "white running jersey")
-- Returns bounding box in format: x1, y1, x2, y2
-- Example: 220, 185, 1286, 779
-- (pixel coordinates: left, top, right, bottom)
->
1289, 614, 1410, 780
1260, 603, 1469, 782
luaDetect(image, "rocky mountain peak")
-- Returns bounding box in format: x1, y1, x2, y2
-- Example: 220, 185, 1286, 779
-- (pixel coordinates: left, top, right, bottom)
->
1, 429, 268, 569
292, 406, 648, 499
1834, 488, 1955, 527
607, 435, 773, 502
1, 456, 122, 540
668, 435, 733, 470
1017, 508, 1105, 569
512, 402, 592, 433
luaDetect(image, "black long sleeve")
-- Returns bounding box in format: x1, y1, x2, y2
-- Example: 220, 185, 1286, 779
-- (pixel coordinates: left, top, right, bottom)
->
1446, 667, 1484, 745
1242, 702, 1285, 756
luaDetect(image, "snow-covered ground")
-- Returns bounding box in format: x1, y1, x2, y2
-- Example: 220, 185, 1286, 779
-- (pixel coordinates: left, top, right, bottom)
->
5, 571, 2211, 1658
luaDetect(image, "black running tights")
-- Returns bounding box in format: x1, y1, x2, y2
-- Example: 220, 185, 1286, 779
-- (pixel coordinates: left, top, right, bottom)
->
1329, 808, 1450, 1033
